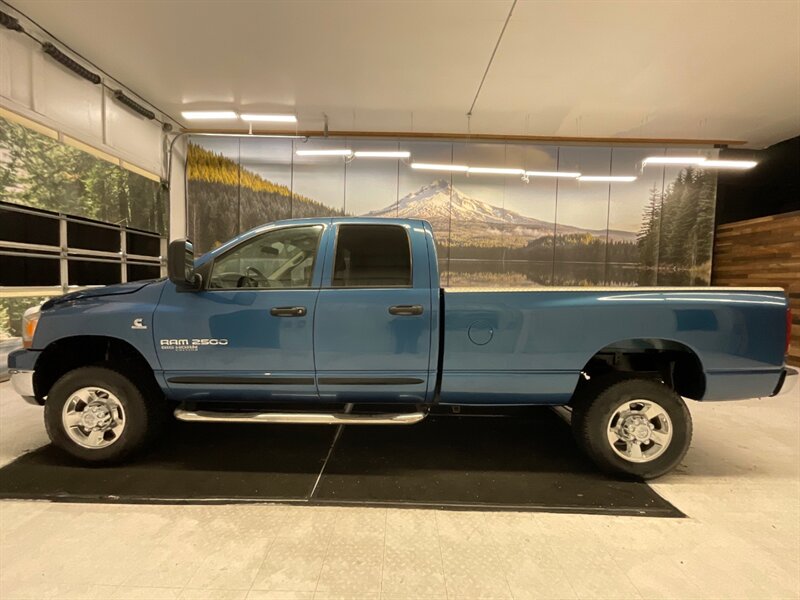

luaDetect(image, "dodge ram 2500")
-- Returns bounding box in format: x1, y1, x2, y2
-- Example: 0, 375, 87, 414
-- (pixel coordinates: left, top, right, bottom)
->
8, 218, 797, 478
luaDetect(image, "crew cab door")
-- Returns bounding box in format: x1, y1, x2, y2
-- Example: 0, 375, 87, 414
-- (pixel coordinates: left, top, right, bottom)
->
154, 224, 326, 401
314, 222, 433, 402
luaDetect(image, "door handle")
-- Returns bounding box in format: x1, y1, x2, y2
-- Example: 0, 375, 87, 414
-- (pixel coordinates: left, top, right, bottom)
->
388, 304, 424, 316
270, 306, 307, 317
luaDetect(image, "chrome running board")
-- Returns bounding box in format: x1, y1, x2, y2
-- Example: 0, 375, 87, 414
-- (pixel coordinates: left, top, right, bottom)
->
174, 408, 427, 425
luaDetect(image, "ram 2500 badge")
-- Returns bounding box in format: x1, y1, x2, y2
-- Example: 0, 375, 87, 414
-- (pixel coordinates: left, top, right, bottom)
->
8, 218, 798, 479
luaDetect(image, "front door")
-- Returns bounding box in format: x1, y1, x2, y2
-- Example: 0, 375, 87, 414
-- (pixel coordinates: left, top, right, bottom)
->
313, 222, 433, 402
154, 224, 326, 402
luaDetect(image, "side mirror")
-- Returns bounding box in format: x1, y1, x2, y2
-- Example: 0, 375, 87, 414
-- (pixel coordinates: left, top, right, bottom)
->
168, 239, 201, 291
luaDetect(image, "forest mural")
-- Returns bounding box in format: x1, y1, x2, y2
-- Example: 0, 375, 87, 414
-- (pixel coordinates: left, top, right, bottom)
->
0, 115, 167, 338
0, 116, 166, 234
187, 137, 718, 288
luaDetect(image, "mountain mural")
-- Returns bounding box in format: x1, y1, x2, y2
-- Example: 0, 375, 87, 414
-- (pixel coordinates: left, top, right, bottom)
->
184, 137, 715, 287
366, 179, 636, 248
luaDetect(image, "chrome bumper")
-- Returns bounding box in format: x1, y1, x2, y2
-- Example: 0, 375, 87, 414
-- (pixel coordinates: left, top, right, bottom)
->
773, 367, 799, 400
8, 369, 39, 405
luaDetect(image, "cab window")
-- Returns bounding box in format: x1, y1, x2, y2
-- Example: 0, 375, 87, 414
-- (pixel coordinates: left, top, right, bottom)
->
209, 225, 323, 289
332, 225, 411, 287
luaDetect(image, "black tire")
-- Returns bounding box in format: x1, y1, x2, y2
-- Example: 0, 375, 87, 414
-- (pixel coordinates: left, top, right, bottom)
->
570, 376, 692, 480
44, 366, 161, 464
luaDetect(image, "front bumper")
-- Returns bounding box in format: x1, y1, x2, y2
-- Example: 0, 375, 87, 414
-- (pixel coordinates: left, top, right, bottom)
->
7, 348, 42, 406
772, 367, 799, 400
9, 369, 39, 405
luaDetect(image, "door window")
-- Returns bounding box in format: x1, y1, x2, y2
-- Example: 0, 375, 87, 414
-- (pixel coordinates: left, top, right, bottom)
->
332, 225, 411, 287
209, 225, 323, 289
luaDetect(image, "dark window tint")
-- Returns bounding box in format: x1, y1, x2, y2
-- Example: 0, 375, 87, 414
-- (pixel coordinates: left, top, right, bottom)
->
0, 205, 60, 247
68, 221, 120, 252
0, 254, 60, 286
68, 260, 121, 286
333, 225, 411, 287
127, 232, 161, 257
127, 264, 161, 281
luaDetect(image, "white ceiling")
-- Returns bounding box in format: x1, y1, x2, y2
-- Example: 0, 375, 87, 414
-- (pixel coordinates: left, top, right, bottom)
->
8, 0, 800, 147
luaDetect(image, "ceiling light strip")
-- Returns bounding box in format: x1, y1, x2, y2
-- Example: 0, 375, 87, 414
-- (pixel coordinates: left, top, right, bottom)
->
410, 163, 469, 172
578, 175, 638, 182
701, 160, 757, 169
354, 151, 411, 158
296, 149, 353, 156
642, 156, 707, 166
525, 171, 581, 178
467, 167, 525, 175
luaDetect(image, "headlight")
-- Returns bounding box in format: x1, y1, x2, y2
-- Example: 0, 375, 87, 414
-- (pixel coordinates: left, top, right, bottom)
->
21, 305, 41, 349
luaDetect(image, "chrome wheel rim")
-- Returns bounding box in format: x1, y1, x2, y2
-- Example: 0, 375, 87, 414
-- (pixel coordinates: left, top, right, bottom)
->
61, 387, 126, 449
606, 398, 672, 463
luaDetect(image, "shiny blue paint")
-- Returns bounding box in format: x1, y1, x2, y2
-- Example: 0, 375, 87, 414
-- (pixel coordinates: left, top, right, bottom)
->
313, 220, 434, 402
17, 217, 790, 406
153, 285, 321, 400
30, 279, 166, 370
440, 289, 787, 403
7, 348, 40, 371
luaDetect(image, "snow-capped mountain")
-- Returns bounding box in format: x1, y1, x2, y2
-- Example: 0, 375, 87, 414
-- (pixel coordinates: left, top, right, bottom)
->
365, 179, 636, 243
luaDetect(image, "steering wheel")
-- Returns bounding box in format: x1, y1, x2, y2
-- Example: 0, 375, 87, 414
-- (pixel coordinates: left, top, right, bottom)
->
236, 265, 271, 288
245, 265, 268, 283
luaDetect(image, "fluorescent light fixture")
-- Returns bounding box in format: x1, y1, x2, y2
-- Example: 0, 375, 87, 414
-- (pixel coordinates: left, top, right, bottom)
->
410, 163, 469, 172
295, 149, 353, 157
353, 151, 411, 158
525, 170, 581, 178
643, 156, 707, 166
240, 113, 297, 123
467, 167, 525, 175
579, 175, 638, 182
700, 159, 757, 169
181, 110, 238, 120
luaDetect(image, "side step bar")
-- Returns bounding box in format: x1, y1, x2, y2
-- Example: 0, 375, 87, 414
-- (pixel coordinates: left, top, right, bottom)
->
174, 408, 427, 425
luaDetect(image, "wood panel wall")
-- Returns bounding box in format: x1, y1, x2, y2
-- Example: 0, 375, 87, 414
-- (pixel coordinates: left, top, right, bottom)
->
712, 210, 800, 367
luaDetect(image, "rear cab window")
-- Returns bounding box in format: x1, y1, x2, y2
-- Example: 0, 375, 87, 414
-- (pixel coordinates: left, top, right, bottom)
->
332, 225, 411, 288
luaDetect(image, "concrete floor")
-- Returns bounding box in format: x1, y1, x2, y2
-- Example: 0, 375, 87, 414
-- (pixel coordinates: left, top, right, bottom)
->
0, 380, 798, 600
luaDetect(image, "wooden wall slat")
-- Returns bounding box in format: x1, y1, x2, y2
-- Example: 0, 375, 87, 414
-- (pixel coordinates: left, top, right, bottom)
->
712, 211, 800, 367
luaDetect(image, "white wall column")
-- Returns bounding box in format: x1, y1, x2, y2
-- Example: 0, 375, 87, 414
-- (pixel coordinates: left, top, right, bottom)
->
168, 135, 187, 241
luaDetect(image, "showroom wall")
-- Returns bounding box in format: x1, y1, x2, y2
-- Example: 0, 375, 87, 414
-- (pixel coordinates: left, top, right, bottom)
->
0, 18, 167, 178
0, 114, 166, 233
0, 8, 173, 341
0, 114, 166, 340
711, 135, 800, 367
187, 136, 719, 288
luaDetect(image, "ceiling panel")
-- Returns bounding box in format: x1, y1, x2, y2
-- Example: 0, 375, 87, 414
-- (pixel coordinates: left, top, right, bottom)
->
7, 0, 800, 147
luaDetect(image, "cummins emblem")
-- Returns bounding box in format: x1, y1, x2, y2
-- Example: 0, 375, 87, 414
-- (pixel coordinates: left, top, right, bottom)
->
131, 318, 148, 330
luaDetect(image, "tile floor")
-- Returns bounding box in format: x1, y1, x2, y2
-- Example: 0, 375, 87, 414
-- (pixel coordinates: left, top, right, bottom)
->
0, 380, 798, 600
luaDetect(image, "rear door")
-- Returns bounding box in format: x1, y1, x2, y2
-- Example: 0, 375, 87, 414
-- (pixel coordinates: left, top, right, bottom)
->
313, 222, 433, 402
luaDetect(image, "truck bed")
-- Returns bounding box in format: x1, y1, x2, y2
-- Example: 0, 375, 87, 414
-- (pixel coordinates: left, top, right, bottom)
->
439, 286, 788, 404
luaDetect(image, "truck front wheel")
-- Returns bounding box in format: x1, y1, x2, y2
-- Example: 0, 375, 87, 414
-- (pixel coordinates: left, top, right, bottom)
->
571, 377, 692, 479
44, 366, 158, 464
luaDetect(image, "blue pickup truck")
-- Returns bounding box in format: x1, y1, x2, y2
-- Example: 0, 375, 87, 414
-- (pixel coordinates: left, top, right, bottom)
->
8, 218, 797, 478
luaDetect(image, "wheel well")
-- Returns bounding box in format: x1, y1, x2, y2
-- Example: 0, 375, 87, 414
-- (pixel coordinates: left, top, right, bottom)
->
33, 336, 160, 402
580, 338, 705, 400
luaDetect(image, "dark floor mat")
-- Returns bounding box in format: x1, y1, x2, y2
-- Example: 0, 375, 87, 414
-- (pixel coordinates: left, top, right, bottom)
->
312, 412, 682, 516
0, 409, 682, 516
0, 422, 335, 502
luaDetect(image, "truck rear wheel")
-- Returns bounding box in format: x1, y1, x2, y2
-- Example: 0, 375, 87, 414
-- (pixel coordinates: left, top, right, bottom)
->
44, 366, 159, 464
570, 377, 692, 479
